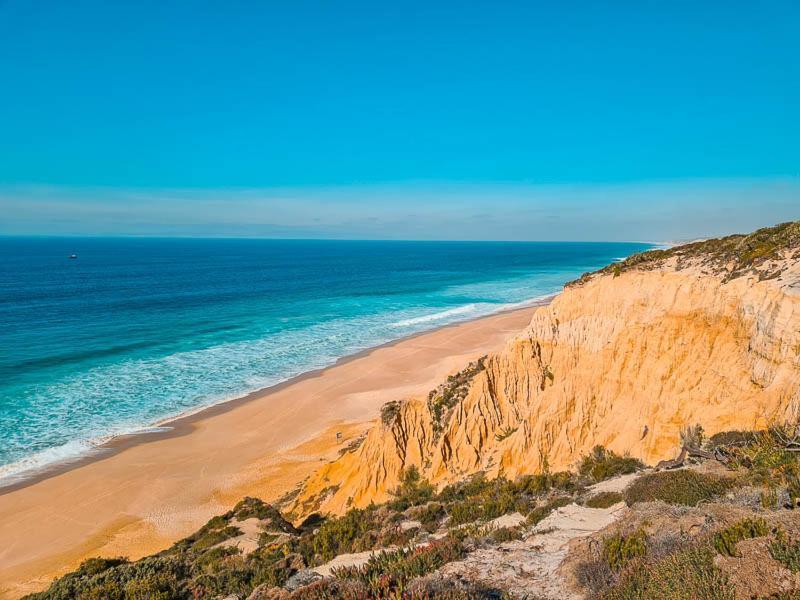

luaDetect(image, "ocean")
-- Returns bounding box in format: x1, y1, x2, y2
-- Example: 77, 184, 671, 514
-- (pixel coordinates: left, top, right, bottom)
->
0, 238, 652, 485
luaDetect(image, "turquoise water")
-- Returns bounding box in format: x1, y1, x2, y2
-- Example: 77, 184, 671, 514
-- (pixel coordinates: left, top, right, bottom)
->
0, 238, 651, 484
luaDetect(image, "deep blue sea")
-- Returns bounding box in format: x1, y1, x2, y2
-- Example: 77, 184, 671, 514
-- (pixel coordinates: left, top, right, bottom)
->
0, 238, 651, 484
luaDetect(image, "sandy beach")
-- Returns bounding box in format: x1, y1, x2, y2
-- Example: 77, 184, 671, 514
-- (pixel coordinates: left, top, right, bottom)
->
0, 302, 545, 599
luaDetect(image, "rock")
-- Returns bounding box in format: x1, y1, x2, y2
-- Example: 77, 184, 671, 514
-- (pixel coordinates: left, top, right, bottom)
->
399, 519, 422, 531
284, 569, 322, 592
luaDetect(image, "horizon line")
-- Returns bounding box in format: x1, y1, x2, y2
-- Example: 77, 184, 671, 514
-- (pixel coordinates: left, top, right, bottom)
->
0, 233, 667, 245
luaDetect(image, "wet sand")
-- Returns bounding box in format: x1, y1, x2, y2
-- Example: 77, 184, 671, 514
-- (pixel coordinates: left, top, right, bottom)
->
0, 303, 546, 599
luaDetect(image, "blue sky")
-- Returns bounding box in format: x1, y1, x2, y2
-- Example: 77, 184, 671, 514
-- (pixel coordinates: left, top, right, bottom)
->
0, 1, 798, 239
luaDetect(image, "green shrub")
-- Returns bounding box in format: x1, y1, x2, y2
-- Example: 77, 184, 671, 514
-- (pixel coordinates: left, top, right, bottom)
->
771, 532, 800, 573
442, 475, 532, 526
302, 507, 378, 563
489, 526, 524, 543
712, 517, 769, 557
624, 470, 733, 506
433, 469, 578, 530
412, 502, 446, 532
578, 446, 644, 483
602, 545, 735, 600
785, 461, 800, 508
438, 473, 495, 503
706, 430, 758, 450
447, 499, 484, 526
192, 525, 242, 550
289, 578, 370, 599
25, 556, 191, 600
585, 491, 624, 509
74, 557, 129, 577
516, 470, 581, 495
447, 492, 517, 526
428, 358, 486, 432
728, 427, 799, 477
333, 537, 464, 596
380, 400, 401, 426
389, 466, 435, 511
576, 221, 800, 285
232, 497, 297, 534
602, 529, 647, 571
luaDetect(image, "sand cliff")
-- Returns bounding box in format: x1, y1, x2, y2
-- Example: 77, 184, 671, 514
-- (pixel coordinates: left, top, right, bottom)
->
290, 227, 800, 518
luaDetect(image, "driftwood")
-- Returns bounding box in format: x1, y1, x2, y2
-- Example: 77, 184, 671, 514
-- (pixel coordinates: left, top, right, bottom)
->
773, 424, 800, 453
654, 445, 730, 471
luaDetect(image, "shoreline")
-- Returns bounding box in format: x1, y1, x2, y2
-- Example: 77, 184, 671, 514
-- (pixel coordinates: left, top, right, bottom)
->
0, 295, 555, 497
0, 297, 552, 599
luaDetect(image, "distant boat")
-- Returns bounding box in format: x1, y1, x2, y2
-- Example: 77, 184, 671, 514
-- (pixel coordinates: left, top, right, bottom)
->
68, 254, 77, 259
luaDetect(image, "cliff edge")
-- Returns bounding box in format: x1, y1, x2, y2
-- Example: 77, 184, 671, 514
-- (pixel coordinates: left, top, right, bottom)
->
289, 222, 800, 518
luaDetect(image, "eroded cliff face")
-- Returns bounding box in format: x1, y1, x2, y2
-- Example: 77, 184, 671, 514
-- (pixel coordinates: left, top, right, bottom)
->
288, 251, 800, 519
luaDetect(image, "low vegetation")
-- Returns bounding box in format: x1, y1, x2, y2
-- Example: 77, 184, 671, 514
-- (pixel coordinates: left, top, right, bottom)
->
494, 425, 518, 442
29, 422, 800, 599
771, 531, 800, 573
601, 528, 648, 572
576, 423, 800, 600
427, 356, 486, 434
585, 491, 624, 509
27, 444, 623, 600
712, 517, 769, 557
624, 469, 733, 507
332, 538, 464, 597
578, 446, 644, 483
569, 220, 800, 286
602, 545, 735, 600
388, 466, 435, 511
379, 400, 401, 427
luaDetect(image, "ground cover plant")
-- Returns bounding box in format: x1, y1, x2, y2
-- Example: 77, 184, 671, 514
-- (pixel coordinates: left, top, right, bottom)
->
29, 427, 800, 599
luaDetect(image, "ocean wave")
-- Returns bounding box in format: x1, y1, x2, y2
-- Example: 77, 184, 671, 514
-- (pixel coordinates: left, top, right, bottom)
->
0, 439, 103, 488
389, 304, 479, 328
389, 294, 556, 329
0, 425, 179, 489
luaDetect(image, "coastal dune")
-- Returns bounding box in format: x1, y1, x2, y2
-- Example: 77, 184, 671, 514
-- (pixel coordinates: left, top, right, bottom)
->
0, 305, 542, 599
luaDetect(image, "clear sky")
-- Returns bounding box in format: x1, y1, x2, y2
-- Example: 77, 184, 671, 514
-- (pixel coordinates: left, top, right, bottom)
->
0, 1, 797, 240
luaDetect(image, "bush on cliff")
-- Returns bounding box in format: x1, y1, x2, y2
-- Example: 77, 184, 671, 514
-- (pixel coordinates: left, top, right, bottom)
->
578, 446, 644, 483
624, 470, 733, 507
388, 466, 435, 511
